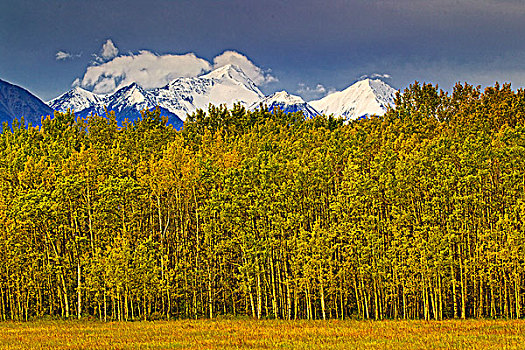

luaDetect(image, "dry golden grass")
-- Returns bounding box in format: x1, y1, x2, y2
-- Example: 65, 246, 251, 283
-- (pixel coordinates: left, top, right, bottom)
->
0, 318, 524, 349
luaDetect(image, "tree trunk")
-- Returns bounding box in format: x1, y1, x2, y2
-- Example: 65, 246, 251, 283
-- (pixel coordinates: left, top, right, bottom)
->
257, 272, 262, 319
77, 263, 81, 320
1, 286, 6, 321
306, 284, 311, 320
514, 273, 521, 319
294, 284, 298, 320
104, 287, 107, 322
459, 252, 466, 319
320, 278, 326, 320
402, 285, 407, 320
373, 277, 379, 320
286, 276, 292, 320
248, 284, 256, 318
61, 272, 70, 319
125, 289, 129, 321
490, 281, 496, 318
451, 263, 458, 318
270, 253, 278, 318
208, 267, 213, 319
361, 276, 369, 319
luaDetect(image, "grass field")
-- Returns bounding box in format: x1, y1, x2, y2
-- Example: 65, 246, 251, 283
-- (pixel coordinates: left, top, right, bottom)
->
1, 318, 524, 349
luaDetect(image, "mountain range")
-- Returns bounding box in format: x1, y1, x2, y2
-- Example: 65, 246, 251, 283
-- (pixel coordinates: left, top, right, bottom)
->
1, 65, 398, 129
48, 64, 264, 129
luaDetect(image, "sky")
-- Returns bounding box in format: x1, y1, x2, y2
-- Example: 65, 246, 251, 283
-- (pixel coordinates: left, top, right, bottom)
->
2, 0, 525, 102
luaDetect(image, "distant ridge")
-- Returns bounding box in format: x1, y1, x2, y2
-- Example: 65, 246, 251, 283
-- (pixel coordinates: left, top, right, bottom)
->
49, 64, 264, 129
0, 70, 401, 129
0, 79, 53, 126
48, 83, 184, 129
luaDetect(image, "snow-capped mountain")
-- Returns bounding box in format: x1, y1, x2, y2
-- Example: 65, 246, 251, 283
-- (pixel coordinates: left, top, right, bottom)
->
50, 64, 264, 129
48, 86, 104, 118
49, 69, 398, 129
250, 91, 320, 119
105, 83, 156, 115
0, 79, 53, 126
105, 83, 183, 127
49, 83, 184, 129
154, 64, 264, 119
310, 78, 397, 121
49, 85, 178, 128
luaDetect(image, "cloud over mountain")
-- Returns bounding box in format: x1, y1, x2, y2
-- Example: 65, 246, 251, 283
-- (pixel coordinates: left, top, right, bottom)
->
79, 50, 212, 94
360, 73, 392, 80
213, 50, 277, 85
76, 41, 276, 94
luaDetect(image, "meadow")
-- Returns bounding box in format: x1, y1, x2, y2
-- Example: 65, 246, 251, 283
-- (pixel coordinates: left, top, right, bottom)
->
1, 319, 524, 349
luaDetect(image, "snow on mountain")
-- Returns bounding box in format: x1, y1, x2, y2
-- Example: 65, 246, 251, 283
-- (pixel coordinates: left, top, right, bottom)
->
105, 83, 156, 114
103, 83, 184, 127
48, 86, 104, 117
49, 70, 397, 129
250, 90, 320, 119
199, 64, 264, 108
50, 83, 184, 128
50, 64, 264, 128
310, 78, 397, 121
0, 79, 53, 126
155, 64, 264, 120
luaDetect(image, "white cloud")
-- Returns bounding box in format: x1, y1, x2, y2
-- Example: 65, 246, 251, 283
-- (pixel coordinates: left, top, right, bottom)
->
76, 44, 276, 94
296, 83, 334, 100
56, 51, 72, 60
79, 50, 212, 94
360, 73, 392, 80
100, 39, 119, 61
56, 51, 81, 61
213, 50, 277, 85
89, 77, 117, 94
372, 73, 392, 79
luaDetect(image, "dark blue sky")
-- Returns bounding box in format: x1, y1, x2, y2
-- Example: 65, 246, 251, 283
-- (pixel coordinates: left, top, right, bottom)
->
2, 0, 525, 101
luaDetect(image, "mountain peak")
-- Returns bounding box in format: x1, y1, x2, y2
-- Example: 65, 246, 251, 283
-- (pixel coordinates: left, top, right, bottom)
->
204, 64, 243, 78
72, 86, 90, 93
310, 78, 397, 121
250, 90, 319, 119
69, 86, 100, 100
265, 91, 306, 105
107, 82, 152, 111
116, 81, 143, 92
49, 85, 103, 114
201, 64, 257, 90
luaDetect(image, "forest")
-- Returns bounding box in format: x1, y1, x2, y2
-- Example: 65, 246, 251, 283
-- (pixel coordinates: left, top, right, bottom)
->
1, 81, 525, 322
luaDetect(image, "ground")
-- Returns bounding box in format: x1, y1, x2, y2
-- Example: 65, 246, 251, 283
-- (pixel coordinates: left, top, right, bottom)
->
1, 318, 524, 349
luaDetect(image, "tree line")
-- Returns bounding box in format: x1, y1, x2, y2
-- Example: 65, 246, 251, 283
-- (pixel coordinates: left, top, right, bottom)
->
1, 82, 525, 321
